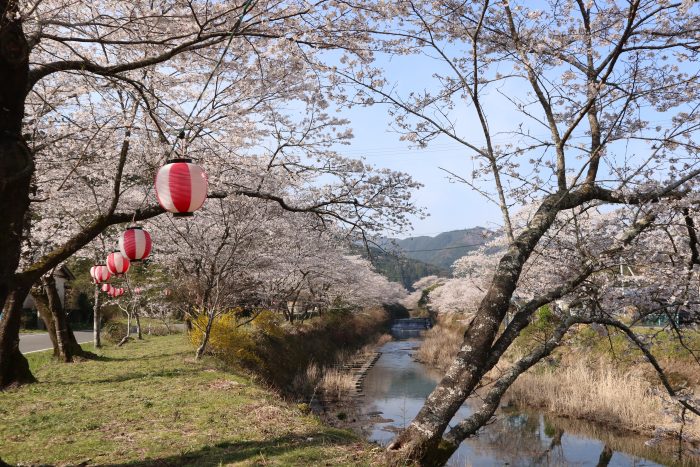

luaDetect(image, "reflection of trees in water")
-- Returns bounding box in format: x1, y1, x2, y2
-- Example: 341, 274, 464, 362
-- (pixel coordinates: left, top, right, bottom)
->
465, 412, 559, 465
464, 411, 687, 466
540, 413, 699, 467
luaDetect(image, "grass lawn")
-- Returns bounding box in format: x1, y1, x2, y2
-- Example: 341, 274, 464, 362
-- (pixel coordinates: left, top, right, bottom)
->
0, 334, 380, 466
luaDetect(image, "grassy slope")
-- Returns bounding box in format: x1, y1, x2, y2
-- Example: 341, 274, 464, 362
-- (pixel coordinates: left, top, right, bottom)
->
0, 335, 378, 466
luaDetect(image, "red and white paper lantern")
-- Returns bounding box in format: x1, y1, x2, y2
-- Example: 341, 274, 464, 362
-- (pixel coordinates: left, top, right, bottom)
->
90, 265, 111, 284
102, 283, 113, 294
106, 251, 130, 276
119, 226, 152, 262
154, 158, 208, 217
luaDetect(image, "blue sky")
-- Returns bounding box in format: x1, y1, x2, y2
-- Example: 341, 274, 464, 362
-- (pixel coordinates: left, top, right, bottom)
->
340, 108, 502, 238
332, 53, 506, 238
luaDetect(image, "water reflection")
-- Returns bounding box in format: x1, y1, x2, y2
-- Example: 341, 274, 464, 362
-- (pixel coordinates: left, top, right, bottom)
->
361, 339, 699, 466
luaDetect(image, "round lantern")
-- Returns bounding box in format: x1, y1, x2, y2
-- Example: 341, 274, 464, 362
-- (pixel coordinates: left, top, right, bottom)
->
119, 226, 152, 262
102, 283, 113, 294
90, 264, 111, 284
134, 287, 143, 295
106, 251, 130, 276
154, 158, 208, 217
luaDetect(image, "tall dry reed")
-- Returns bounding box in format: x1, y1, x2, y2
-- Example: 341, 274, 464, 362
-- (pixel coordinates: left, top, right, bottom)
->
506, 357, 700, 439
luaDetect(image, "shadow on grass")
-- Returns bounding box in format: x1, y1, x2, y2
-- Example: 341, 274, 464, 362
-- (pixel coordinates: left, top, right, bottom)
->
93, 367, 205, 384
105, 432, 360, 466
80, 352, 129, 362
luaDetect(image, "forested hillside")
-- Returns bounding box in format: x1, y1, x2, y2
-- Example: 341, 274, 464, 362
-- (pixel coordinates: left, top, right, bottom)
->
383, 228, 489, 270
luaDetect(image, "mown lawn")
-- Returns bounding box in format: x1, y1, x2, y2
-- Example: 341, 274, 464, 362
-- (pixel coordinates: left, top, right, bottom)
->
0, 334, 379, 466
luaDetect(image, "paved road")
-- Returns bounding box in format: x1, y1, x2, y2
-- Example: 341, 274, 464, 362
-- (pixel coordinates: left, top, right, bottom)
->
19, 331, 93, 354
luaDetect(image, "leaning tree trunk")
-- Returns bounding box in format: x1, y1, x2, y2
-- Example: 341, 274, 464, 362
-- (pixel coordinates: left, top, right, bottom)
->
386, 195, 562, 465
195, 313, 215, 360
93, 285, 102, 348
31, 287, 60, 358
43, 275, 86, 361
0, 286, 35, 389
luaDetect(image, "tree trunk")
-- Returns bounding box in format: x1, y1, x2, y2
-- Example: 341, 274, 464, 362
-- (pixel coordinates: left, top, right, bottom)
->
135, 313, 142, 339
43, 275, 86, 362
195, 314, 215, 360
31, 287, 59, 358
0, 0, 32, 315
386, 195, 562, 464
93, 285, 101, 348
32, 277, 87, 362
0, 286, 36, 389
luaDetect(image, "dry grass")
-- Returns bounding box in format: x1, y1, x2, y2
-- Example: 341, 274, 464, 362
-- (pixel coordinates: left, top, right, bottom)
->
414, 316, 466, 371
417, 318, 700, 442
320, 369, 356, 400
506, 358, 663, 429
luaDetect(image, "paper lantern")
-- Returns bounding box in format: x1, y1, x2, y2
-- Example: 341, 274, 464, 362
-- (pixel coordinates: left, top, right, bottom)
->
102, 283, 113, 294
134, 287, 143, 295
154, 158, 208, 217
90, 265, 111, 284
119, 226, 152, 262
106, 251, 130, 275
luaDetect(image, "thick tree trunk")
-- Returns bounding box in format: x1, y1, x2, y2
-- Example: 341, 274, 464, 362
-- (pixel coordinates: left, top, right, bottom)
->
0, 0, 31, 313
93, 285, 102, 348
386, 196, 562, 465
0, 286, 35, 389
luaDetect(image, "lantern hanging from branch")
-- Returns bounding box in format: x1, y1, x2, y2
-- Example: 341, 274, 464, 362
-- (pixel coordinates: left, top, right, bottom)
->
90, 265, 111, 284
102, 283, 113, 294
154, 158, 208, 217
119, 226, 152, 262
107, 251, 130, 276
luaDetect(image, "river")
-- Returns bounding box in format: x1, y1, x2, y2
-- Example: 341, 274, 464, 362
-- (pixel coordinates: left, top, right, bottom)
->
360, 338, 700, 466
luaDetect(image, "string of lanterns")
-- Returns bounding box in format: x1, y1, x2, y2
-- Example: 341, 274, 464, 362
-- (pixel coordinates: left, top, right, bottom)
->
90, 153, 208, 298
88, 0, 253, 300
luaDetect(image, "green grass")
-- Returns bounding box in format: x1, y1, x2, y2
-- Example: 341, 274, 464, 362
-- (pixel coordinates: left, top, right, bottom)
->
0, 335, 379, 466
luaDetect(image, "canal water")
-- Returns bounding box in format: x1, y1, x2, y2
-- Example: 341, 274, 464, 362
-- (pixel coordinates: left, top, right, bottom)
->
361, 338, 699, 466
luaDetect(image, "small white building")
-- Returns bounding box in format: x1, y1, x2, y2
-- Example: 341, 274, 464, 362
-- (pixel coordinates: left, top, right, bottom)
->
21, 266, 75, 328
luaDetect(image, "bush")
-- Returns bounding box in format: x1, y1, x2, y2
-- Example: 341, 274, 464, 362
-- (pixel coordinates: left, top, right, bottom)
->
102, 321, 127, 343
190, 307, 390, 396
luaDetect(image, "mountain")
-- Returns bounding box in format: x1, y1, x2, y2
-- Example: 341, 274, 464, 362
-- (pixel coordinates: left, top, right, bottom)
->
384, 228, 490, 270
366, 247, 448, 290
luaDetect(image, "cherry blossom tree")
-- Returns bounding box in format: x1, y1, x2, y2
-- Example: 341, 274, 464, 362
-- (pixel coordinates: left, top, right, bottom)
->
327, 0, 700, 463
0, 0, 421, 389
155, 194, 406, 359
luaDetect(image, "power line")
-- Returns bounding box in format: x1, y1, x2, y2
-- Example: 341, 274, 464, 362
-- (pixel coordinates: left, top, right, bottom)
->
395, 242, 486, 253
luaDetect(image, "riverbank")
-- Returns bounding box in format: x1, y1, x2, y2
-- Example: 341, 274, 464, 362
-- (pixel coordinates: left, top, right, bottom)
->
0, 335, 380, 466
415, 316, 700, 446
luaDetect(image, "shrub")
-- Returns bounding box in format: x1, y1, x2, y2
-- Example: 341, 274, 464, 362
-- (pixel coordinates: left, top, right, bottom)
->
191, 307, 390, 396
102, 321, 127, 344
